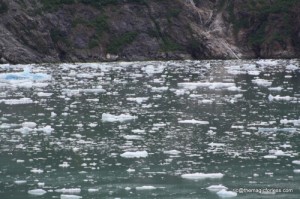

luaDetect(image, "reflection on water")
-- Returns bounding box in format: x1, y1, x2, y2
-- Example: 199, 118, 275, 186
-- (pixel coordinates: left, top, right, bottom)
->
0, 59, 300, 199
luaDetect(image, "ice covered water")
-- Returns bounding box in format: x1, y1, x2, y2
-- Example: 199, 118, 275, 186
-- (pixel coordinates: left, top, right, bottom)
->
0, 60, 300, 199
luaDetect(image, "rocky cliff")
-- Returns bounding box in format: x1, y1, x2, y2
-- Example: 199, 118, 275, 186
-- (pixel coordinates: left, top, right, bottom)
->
0, 0, 300, 64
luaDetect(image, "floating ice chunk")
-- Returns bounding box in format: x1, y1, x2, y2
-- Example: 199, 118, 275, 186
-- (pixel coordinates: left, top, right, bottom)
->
127, 97, 149, 104
132, 129, 145, 134
28, 189, 47, 196
102, 113, 137, 122
280, 119, 300, 126
206, 185, 228, 192
88, 188, 99, 192
40, 125, 54, 134
151, 87, 169, 92
216, 189, 237, 198
123, 135, 143, 140
16, 159, 24, 163
136, 186, 156, 190
252, 79, 272, 87
263, 155, 277, 159
127, 168, 135, 173
81, 88, 106, 93
55, 188, 81, 193
120, 151, 148, 158
37, 92, 53, 97
181, 173, 224, 180
60, 195, 82, 199
163, 150, 181, 155
51, 112, 57, 117
248, 70, 260, 76
30, 168, 43, 173
178, 82, 235, 90
22, 122, 37, 128
178, 119, 209, 125
15, 180, 27, 184
208, 143, 226, 147
268, 87, 283, 92
256, 60, 278, 66
125, 187, 131, 191
227, 86, 241, 92
268, 94, 295, 101
17, 127, 33, 134
293, 169, 300, 173
286, 64, 298, 70
59, 162, 70, 168
292, 160, 300, 165
142, 64, 166, 75
0, 98, 33, 105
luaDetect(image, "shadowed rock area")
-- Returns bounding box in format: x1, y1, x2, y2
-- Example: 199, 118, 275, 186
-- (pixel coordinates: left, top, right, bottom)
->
0, 0, 300, 63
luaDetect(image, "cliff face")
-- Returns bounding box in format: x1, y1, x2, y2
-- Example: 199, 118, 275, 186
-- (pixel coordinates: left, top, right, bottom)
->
0, 0, 299, 64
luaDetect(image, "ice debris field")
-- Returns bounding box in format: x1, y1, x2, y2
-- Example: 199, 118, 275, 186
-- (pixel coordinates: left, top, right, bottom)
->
0, 59, 300, 199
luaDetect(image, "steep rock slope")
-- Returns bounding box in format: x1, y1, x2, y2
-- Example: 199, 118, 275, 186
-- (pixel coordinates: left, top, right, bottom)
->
0, 0, 299, 63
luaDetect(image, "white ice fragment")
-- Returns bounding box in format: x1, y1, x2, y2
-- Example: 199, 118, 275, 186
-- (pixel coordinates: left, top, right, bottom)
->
60, 195, 82, 199
123, 135, 143, 140
178, 82, 235, 90
15, 180, 27, 185
127, 168, 135, 173
206, 185, 228, 192
292, 160, 300, 165
55, 188, 81, 193
28, 189, 47, 196
163, 150, 181, 155
142, 64, 166, 75
22, 122, 37, 128
102, 113, 137, 122
40, 125, 54, 134
88, 188, 99, 192
120, 151, 148, 158
0, 98, 33, 105
263, 155, 277, 159
252, 79, 272, 87
30, 168, 43, 173
178, 119, 209, 125
181, 173, 224, 180
126, 97, 149, 104
293, 169, 300, 173
59, 162, 70, 168
208, 143, 226, 147
216, 189, 237, 198
268, 94, 295, 101
268, 87, 283, 92
37, 92, 53, 97
136, 186, 156, 190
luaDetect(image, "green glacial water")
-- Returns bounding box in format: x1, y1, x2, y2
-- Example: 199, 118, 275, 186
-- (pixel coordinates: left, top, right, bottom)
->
0, 59, 300, 199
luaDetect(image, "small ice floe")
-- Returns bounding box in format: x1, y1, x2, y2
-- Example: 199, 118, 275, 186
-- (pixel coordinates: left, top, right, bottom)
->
208, 143, 226, 147
22, 122, 37, 128
263, 155, 277, 159
126, 97, 149, 104
206, 185, 228, 192
14, 180, 27, 185
60, 195, 82, 199
142, 64, 166, 75
286, 64, 298, 71
16, 127, 34, 134
132, 129, 145, 134
59, 162, 70, 168
252, 79, 272, 87
136, 186, 157, 191
181, 173, 224, 180
120, 151, 148, 158
55, 188, 81, 193
268, 94, 295, 101
16, 159, 24, 163
293, 169, 300, 173
256, 59, 278, 67
178, 82, 235, 90
28, 189, 47, 196
0, 98, 33, 105
216, 189, 237, 198
178, 119, 209, 125
39, 125, 54, 134
88, 188, 99, 192
292, 160, 300, 165
30, 168, 43, 173
151, 86, 169, 92
127, 168, 136, 173
163, 150, 181, 155
125, 187, 131, 191
268, 87, 283, 92
102, 113, 137, 122
37, 92, 53, 97
123, 135, 143, 140
280, 119, 300, 126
